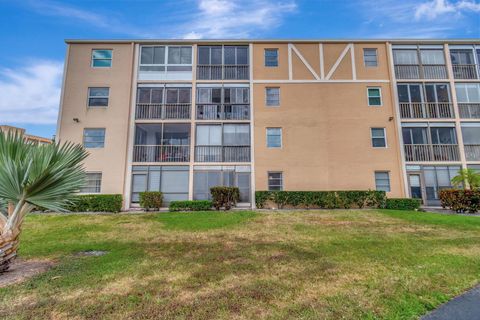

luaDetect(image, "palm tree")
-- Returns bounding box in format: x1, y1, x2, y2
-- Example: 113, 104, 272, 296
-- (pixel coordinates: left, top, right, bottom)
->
0, 132, 87, 273
451, 168, 480, 190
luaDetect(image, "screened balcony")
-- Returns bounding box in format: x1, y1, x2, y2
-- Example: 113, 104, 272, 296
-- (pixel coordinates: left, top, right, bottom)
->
133, 124, 190, 162
393, 47, 447, 79
135, 87, 191, 120
462, 124, 480, 161
197, 46, 249, 80
402, 125, 460, 162
450, 48, 480, 79
194, 124, 251, 162
456, 83, 480, 119
397, 83, 454, 119
196, 87, 250, 120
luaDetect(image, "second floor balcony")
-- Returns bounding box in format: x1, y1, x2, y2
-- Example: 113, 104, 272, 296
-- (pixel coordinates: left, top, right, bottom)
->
136, 87, 191, 120
458, 103, 480, 119
398, 83, 454, 119
456, 83, 480, 119
136, 103, 191, 120
465, 144, 480, 161
462, 124, 480, 161
133, 145, 190, 162
404, 144, 460, 162
399, 102, 454, 119
402, 125, 459, 162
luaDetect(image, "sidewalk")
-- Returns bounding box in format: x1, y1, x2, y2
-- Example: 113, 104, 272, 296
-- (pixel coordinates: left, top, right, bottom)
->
422, 285, 480, 320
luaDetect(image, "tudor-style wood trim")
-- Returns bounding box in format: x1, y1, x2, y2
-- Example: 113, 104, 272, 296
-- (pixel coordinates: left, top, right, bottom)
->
325, 43, 351, 80
290, 44, 320, 80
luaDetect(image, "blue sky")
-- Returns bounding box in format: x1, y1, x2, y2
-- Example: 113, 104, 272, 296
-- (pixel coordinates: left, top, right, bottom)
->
0, 0, 479, 138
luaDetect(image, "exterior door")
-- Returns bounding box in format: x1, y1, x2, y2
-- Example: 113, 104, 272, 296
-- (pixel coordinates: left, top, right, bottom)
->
408, 174, 424, 204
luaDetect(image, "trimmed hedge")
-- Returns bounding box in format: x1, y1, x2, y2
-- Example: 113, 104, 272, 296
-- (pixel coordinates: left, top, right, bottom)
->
439, 189, 480, 213
385, 198, 421, 210
210, 186, 240, 210
169, 200, 213, 212
255, 190, 386, 209
139, 191, 163, 211
68, 194, 122, 213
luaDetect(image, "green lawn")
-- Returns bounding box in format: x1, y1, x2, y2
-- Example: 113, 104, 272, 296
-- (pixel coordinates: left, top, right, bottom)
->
1, 210, 480, 319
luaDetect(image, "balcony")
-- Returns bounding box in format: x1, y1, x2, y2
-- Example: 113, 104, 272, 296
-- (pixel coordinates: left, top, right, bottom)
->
196, 104, 250, 120
133, 145, 190, 162
196, 65, 249, 80
452, 64, 479, 79
135, 103, 191, 120
465, 144, 480, 161
394, 64, 447, 79
399, 102, 454, 119
458, 103, 480, 119
195, 146, 251, 162
404, 144, 460, 162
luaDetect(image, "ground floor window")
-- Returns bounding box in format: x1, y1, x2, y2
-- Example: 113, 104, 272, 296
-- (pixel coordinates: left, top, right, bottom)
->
268, 172, 283, 191
193, 165, 251, 202
374, 171, 390, 192
131, 166, 189, 203
80, 172, 102, 193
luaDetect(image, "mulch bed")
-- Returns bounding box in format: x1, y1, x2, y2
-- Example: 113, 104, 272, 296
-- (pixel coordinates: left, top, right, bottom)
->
0, 259, 55, 288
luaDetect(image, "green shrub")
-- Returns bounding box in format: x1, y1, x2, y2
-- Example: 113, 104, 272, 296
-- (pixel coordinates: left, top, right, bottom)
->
254, 190, 386, 209
210, 186, 240, 210
169, 200, 213, 212
68, 194, 122, 213
439, 189, 480, 213
139, 191, 163, 211
385, 198, 421, 210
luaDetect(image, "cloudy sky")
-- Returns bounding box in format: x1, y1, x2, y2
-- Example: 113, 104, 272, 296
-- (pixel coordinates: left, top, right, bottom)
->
0, 0, 479, 138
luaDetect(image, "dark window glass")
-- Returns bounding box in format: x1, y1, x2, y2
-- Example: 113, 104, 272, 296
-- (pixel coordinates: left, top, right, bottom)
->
141, 47, 154, 64
410, 85, 422, 102
198, 47, 210, 64
211, 47, 222, 64
397, 85, 409, 103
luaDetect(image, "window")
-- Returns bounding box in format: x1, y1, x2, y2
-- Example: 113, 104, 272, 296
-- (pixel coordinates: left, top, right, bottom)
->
371, 128, 386, 148
363, 48, 378, 67
266, 87, 280, 106
132, 166, 189, 203
83, 128, 105, 148
92, 49, 112, 68
375, 171, 390, 192
80, 173, 102, 193
266, 128, 282, 148
455, 83, 480, 103
138, 46, 193, 80
265, 49, 278, 67
87, 87, 109, 107
367, 88, 382, 106
268, 172, 283, 191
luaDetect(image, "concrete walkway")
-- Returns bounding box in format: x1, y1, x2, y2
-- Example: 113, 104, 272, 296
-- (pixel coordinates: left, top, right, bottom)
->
422, 285, 480, 320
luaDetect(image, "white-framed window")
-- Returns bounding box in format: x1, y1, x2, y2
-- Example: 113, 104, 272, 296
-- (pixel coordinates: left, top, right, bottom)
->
91, 49, 112, 68
266, 87, 280, 106
138, 45, 193, 80
265, 48, 279, 67
80, 172, 102, 193
83, 128, 105, 148
375, 171, 390, 192
363, 48, 378, 67
455, 83, 480, 103
367, 87, 382, 106
87, 87, 109, 107
371, 128, 387, 148
266, 128, 282, 148
268, 171, 283, 191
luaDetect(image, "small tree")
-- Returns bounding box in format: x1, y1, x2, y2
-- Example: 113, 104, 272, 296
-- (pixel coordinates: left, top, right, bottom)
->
451, 168, 480, 190
0, 132, 87, 273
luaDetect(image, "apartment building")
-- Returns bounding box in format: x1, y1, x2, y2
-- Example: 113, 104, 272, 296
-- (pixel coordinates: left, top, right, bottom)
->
56, 39, 480, 209
0, 125, 52, 144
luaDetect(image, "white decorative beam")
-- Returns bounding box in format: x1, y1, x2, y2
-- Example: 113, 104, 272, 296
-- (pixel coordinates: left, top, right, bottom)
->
325, 43, 351, 80
290, 44, 320, 80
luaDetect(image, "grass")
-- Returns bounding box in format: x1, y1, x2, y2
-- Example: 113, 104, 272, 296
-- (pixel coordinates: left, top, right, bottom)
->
0, 209, 479, 319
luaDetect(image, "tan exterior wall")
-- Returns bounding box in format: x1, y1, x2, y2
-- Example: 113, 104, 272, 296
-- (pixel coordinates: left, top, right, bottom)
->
57, 43, 134, 197
252, 44, 289, 80
253, 82, 404, 197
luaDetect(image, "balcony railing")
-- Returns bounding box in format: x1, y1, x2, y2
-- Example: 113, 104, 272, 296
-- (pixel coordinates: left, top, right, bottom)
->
458, 103, 480, 119
196, 65, 249, 80
404, 144, 460, 162
399, 102, 454, 119
194, 146, 251, 162
465, 144, 480, 161
135, 103, 191, 120
394, 64, 447, 79
196, 104, 250, 120
133, 145, 190, 162
452, 64, 479, 79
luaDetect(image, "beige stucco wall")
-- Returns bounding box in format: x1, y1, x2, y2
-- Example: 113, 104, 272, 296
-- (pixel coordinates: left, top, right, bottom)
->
57, 43, 134, 197
253, 82, 405, 197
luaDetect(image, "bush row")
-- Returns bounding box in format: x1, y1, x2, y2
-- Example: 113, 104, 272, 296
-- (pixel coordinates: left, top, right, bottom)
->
439, 189, 480, 213
210, 187, 240, 210
385, 198, 421, 210
67, 194, 123, 213
255, 190, 386, 209
169, 200, 213, 212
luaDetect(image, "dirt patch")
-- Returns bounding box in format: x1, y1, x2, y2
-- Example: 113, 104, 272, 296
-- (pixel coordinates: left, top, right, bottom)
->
0, 259, 55, 288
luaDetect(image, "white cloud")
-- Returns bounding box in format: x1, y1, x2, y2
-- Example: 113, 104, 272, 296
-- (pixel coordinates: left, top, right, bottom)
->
182, 0, 297, 39
415, 0, 480, 20
0, 61, 63, 124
